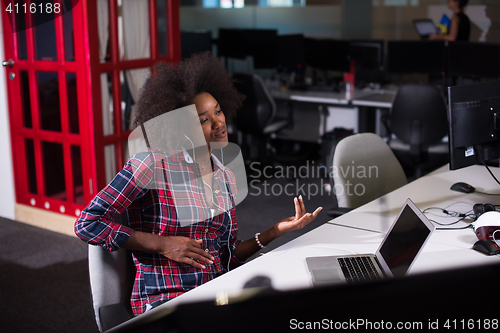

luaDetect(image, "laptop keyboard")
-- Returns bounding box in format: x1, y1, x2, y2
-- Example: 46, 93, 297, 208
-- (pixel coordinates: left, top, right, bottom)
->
338, 256, 381, 283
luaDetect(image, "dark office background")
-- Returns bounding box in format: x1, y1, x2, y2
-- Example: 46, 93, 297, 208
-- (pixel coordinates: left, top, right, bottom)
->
2, 1, 500, 332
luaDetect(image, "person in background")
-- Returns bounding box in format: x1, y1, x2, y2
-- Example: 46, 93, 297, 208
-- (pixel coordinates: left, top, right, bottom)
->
429, 0, 470, 41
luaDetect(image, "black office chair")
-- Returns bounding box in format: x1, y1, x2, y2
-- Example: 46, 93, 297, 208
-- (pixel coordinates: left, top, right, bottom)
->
383, 83, 448, 178
88, 211, 135, 332
232, 73, 290, 167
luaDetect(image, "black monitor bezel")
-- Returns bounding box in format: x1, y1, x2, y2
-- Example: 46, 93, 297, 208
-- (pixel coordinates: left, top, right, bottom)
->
448, 80, 500, 170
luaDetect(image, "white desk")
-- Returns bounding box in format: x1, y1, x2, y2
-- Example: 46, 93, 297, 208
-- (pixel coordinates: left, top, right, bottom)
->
351, 89, 396, 109
112, 164, 500, 330
328, 164, 500, 239
271, 88, 396, 108
271, 88, 397, 138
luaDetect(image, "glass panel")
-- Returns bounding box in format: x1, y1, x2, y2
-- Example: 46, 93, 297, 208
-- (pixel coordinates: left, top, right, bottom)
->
123, 141, 131, 162
37, 72, 62, 132
157, 0, 168, 56
101, 73, 114, 135
66, 73, 79, 134
122, 68, 148, 130
25, 139, 37, 194
71, 145, 84, 205
63, 0, 75, 61
33, 1, 57, 61
122, 0, 151, 60
121, 72, 133, 131
42, 141, 67, 200
16, 11, 28, 60
19, 71, 32, 128
104, 144, 116, 184
97, 0, 110, 63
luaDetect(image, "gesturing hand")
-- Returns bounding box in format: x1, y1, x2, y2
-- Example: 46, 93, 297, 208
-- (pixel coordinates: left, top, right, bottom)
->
275, 196, 322, 237
159, 236, 214, 269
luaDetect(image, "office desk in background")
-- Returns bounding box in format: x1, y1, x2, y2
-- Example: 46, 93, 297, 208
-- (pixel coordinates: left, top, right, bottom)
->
109, 164, 500, 332
270, 88, 396, 142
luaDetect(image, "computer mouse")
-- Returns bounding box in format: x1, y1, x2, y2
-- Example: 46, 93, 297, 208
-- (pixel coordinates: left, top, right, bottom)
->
450, 182, 475, 193
243, 275, 273, 289
472, 239, 500, 255
472, 211, 500, 240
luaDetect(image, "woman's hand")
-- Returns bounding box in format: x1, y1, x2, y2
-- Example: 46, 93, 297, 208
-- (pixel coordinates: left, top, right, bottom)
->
234, 196, 323, 262
274, 196, 322, 237
123, 231, 214, 269
159, 237, 214, 269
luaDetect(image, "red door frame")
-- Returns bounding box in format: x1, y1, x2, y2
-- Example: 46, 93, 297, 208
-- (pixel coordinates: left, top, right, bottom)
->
2, 0, 92, 217
2, 0, 180, 217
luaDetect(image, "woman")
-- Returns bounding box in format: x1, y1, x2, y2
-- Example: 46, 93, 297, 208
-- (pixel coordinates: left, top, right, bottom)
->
429, 0, 470, 41
75, 52, 322, 315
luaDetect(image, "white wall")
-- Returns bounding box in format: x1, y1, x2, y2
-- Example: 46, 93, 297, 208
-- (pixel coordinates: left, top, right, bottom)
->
180, 6, 343, 38
0, 13, 17, 220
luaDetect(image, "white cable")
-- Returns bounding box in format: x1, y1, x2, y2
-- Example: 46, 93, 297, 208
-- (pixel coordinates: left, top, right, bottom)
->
184, 135, 196, 161
203, 179, 233, 272
493, 229, 500, 247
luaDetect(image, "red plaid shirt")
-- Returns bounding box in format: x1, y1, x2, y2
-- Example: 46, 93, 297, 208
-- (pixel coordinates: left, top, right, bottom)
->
75, 149, 241, 315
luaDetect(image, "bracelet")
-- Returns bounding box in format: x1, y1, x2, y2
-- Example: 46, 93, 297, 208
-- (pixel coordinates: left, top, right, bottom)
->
254, 233, 266, 249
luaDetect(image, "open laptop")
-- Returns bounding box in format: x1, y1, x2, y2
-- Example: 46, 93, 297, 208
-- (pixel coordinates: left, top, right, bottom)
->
306, 198, 435, 286
413, 19, 437, 39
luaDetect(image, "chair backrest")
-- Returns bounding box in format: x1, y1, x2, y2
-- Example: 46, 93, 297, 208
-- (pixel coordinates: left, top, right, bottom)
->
390, 83, 448, 148
88, 211, 135, 332
332, 133, 407, 208
232, 73, 276, 135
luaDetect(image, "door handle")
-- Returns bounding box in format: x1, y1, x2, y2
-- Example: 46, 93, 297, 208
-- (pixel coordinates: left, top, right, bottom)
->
2, 59, 14, 68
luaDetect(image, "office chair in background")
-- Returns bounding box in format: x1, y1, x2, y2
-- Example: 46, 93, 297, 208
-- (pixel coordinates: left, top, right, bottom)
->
88, 211, 135, 332
327, 133, 407, 217
232, 73, 290, 169
383, 83, 449, 179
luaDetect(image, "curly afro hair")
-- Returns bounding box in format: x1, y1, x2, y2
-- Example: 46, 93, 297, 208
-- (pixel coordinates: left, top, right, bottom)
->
130, 52, 245, 130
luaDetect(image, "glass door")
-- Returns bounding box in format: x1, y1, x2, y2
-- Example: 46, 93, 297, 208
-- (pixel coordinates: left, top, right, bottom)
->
2, 0, 91, 218
2, 0, 181, 218
87, 0, 180, 190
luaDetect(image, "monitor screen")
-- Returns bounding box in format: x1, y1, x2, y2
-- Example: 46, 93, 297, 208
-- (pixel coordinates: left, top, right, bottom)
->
447, 41, 500, 78
348, 39, 384, 71
387, 40, 446, 74
379, 204, 432, 278
251, 31, 279, 69
217, 28, 278, 62
448, 80, 500, 170
277, 34, 306, 72
305, 38, 350, 72
413, 19, 437, 37
181, 31, 212, 60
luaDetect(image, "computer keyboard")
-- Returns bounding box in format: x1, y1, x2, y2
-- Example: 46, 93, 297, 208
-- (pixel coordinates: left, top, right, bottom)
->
338, 256, 381, 283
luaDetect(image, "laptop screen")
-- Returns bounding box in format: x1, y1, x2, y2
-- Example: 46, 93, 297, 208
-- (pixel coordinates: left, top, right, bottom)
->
414, 20, 436, 37
378, 204, 432, 278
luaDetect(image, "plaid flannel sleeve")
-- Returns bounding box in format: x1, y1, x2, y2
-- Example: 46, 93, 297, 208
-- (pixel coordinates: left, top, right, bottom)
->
74, 152, 155, 251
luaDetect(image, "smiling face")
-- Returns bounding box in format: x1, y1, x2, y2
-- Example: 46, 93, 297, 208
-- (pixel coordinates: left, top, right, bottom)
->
192, 92, 228, 152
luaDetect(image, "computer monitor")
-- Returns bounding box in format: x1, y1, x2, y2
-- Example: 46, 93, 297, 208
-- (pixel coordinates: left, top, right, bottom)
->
448, 80, 500, 171
304, 38, 350, 72
181, 31, 213, 60
348, 39, 384, 71
217, 28, 278, 62
276, 34, 306, 73
447, 41, 500, 78
387, 40, 446, 74
251, 31, 279, 69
